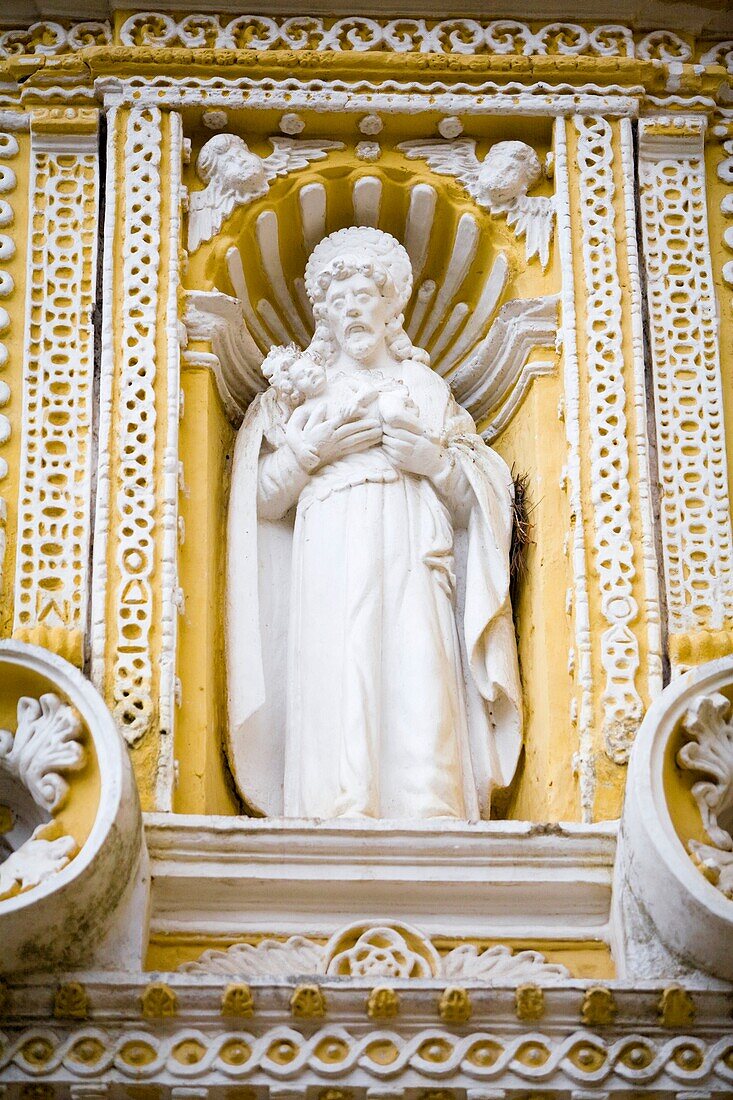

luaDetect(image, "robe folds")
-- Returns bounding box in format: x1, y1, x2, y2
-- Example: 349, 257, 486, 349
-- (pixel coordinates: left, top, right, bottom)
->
226, 358, 522, 820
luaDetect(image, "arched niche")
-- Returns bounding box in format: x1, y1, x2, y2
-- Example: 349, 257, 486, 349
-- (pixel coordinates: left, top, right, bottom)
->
177, 126, 574, 821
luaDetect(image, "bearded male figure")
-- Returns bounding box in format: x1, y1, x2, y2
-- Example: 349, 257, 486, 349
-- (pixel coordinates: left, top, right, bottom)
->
226, 227, 522, 820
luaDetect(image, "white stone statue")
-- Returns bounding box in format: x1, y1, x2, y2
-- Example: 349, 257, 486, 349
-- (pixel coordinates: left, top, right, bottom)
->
226, 227, 522, 820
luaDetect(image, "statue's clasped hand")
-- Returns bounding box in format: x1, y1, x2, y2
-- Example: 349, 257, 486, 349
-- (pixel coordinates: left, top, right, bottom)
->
382, 412, 448, 479
285, 403, 382, 473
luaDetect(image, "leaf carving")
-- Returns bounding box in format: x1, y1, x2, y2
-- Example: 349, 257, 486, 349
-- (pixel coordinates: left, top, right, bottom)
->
0, 693, 85, 813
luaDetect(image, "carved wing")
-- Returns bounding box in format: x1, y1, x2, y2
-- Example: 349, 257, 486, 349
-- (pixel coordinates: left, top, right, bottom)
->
441, 944, 570, 981
506, 195, 556, 269
188, 178, 241, 252
397, 138, 482, 195
179, 936, 325, 977
261, 137, 344, 182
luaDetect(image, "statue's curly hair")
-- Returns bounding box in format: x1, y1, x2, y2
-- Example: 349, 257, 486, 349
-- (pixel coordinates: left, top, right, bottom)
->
308, 256, 430, 368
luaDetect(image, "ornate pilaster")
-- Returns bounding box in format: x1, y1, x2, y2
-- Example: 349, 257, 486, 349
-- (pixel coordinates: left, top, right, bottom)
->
638, 115, 733, 668
91, 106, 183, 809
0, 117, 23, 622
574, 114, 644, 764
12, 108, 99, 667
560, 114, 663, 815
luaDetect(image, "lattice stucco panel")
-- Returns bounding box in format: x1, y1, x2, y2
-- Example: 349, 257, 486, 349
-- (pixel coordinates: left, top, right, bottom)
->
574, 114, 644, 764
639, 116, 733, 641
13, 113, 99, 666
91, 106, 182, 808
0, 124, 20, 615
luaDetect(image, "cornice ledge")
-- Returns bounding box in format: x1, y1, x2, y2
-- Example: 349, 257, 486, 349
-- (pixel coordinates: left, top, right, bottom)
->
77, 45, 670, 90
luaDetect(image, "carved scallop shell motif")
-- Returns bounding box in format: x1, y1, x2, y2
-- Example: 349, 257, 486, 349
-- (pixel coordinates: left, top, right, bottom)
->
189, 167, 558, 440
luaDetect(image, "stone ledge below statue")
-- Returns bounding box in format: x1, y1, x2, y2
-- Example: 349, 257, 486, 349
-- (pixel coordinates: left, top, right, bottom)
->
144, 814, 617, 944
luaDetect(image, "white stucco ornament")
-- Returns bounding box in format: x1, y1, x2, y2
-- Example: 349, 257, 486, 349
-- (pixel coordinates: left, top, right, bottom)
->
398, 138, 555, 268
0, 692, 85, 899
677, 691, 733, 897
618, 658, 733, 980
180, 919, 569, 980
188, 133, 344, 250
0, 641, 142, 972
226, 226, 522, 821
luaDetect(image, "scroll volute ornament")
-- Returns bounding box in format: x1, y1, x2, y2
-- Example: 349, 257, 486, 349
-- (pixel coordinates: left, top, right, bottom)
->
618, 657, 733, 980
0, 640, 142, 973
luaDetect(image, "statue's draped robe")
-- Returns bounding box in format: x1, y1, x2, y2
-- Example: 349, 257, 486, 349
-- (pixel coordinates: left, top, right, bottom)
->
226, 359, 522, 819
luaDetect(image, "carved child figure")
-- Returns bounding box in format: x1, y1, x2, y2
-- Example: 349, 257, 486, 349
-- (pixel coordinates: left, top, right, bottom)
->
260, 341, 419, 480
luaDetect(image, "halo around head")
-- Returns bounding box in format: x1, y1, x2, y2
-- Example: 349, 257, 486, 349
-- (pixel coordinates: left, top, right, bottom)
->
304, 227, 413, 310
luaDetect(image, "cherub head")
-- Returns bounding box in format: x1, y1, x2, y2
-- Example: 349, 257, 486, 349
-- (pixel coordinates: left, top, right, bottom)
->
476, 140, 542, 207
196, 133, 266, 192
261, 343, 327, 409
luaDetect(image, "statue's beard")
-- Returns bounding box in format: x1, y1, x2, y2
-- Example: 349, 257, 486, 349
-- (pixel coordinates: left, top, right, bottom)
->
338, 326, 382, 363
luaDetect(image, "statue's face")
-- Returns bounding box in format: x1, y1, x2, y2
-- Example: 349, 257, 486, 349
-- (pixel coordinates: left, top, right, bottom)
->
325, 271, 394, 363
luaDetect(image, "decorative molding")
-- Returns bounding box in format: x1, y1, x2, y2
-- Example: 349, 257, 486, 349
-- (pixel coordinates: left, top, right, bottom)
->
0, 21, 111, 59
111, 106, 162, 744
618, 116, 664, 702
638, 116, 733, 638
89, 106, 119, 723
554, 116, 594, 821
97, 75, 641, 118
574, 114, 642, 764
1, 1019, 733, 1090
13, 113, 99, 665
181, 923, 569, 982
718, 136, 733, 291
701, 41, 733, 72
144, 814, 616, 942
92, 107, 183, 773
116, 15, 700, 64
156, 108, 184, 810
0, 126, 17, 604
677, 692, 733, 899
